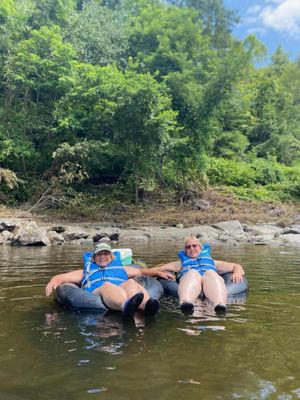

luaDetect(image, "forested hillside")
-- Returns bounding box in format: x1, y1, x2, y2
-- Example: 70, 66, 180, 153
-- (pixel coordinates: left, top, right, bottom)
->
0, 0, 299, 217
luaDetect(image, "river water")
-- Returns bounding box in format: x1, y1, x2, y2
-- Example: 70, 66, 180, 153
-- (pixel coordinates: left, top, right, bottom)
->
0, 241, 299, 400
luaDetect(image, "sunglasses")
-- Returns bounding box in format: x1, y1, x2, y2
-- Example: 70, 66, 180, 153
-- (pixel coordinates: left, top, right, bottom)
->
185, 244, 199, 249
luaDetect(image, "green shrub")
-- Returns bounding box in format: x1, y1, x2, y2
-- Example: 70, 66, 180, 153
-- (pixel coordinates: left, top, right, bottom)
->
206, 158, 257, 187
206, 158, 300, 201
250, 158, 285, 185
223, 186, 280, 201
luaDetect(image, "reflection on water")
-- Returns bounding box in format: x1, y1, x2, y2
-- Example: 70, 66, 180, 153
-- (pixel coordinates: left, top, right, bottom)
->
43, 311, 128, 355
0, 242, 300, 400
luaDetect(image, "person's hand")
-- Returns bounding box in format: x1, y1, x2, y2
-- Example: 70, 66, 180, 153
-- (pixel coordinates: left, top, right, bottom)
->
45, 276, 63, 296
155, 270, 176, 280
231, 264, 244, 283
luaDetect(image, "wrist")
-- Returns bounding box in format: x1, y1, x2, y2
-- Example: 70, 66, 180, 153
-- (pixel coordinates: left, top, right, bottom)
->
233, 264, 244, 274
142, 269, 150, 276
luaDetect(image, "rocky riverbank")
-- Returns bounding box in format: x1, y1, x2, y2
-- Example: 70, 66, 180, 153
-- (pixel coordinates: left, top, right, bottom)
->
1, 218, 300, 247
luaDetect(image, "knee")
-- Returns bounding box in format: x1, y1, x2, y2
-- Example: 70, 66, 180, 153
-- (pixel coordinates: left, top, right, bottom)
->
205, 270, 217, 277
180, 269, 202, 285
93, 282, 116, 295
123, 278, 141, 290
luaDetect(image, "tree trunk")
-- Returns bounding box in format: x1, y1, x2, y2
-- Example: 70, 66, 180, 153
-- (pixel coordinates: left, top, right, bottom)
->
135, 176, 139, 204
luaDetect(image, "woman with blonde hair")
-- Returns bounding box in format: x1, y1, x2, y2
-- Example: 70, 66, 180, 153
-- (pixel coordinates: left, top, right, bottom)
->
150, 235, 245, 315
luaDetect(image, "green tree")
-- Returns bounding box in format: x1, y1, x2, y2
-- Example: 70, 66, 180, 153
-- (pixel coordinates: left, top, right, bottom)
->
246, 58, 300, 165
271, 46, 290, 75
54, 63, 178, 201
66, 0, 129, 66
127, 4, 212, 78
27, 0, 77, 28
6, 25, 76, 104
167, 0, 239, 50
0, 0, 15, 20
3, 25, 77, 173
164, 38, 258, 183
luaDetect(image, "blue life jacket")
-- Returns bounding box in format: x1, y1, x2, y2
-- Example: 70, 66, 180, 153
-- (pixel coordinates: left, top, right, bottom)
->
177, 243, 217, 280
81, 252, 128, 292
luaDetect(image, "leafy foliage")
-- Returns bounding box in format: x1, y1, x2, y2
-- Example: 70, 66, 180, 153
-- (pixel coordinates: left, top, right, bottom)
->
206, 157, 300, 201
0, 0, 299, 207
53, 63, 177, 200
66, 0, 129, 66
0, 167, 22, 189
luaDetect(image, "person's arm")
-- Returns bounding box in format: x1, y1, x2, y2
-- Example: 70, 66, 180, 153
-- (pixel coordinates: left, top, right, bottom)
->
143, 261, 180, 279
123, 266, 144, 278
215, 260, 245, 283
141, 268, 176, 280
45, 269, 83, 296
124, 261, 180, 280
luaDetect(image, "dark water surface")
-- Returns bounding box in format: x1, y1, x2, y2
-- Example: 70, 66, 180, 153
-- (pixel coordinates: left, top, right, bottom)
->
0, 242, 300, 400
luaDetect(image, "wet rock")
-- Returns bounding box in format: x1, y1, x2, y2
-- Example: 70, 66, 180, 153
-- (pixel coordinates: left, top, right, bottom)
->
0, 230, 13, 244
0, 219, 21, 233
12, 221, 51, 246
93, 229, 120, 242
251, 224, 283, 238
218, 234, 238, 245
50, 226, 66, 233
253, 240, 271, 245
189, 225, 220, 242
212, 220, 245, 235
251, 234, 283, 245
93, 233, 105, 242
250, 235, 280, 245
243, 224, 254, 233
281, 234, 300, 245
62, 227, 89, 241
98, 236, 111, 243
1, 216, 300, 248
71, 238, 94, 245
47, 230, 65, 245
109, 232, 120, 241
282, 225, 300, 234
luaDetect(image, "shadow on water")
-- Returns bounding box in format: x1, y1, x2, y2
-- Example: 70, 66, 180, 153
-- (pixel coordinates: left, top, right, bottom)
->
0, 243, 300, 399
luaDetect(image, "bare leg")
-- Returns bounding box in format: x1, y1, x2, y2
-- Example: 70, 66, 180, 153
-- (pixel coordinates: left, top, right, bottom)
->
202, 270, 227, 306
93, 282, 128, 311
121, 279, 149, 310
178, 270, 203, 304
121, 279, 160, 317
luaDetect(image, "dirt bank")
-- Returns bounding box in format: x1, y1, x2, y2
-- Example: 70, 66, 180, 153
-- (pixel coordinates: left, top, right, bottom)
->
1, 190, 299, 228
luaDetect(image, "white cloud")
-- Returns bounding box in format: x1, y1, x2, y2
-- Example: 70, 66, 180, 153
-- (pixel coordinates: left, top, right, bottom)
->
261, 0, 300, 35
247, 0, 300, 37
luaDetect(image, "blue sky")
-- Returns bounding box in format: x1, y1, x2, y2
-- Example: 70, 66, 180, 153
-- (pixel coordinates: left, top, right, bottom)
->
224, 0, 300, 64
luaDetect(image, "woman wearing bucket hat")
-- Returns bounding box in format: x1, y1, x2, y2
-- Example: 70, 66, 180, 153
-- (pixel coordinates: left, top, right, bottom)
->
45, 243, 172, 317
